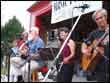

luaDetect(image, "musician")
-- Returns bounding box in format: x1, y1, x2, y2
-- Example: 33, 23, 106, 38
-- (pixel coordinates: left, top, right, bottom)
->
22, 31, 28, 42
10, 38, 27, 82
12, 34, 25, 56
81, 8, 109, 82
10, 27, 45, 82
57, 27, 76, 82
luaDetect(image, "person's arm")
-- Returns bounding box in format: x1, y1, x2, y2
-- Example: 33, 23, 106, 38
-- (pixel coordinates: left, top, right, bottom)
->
63, 39, 75, 64
81, 31, 95, 56
95, 46, 104, 55
30, 53, 40, 60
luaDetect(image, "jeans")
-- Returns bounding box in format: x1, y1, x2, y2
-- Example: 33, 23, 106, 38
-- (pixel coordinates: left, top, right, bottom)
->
57, 63, 74, 82
95, 58, 109, 82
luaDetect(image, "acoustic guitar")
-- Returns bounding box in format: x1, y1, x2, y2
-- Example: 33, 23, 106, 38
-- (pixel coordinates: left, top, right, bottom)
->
81, 29, 109, 71
81, 40, 103, 71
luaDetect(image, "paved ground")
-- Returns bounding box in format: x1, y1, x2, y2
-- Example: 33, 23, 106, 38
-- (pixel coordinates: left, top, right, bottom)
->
39, 74, 96, 82
1, 74, 97, 82
72, 75, 96, 82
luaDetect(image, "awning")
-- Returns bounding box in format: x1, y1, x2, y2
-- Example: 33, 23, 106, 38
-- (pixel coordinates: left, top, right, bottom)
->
27, 1, 52, 16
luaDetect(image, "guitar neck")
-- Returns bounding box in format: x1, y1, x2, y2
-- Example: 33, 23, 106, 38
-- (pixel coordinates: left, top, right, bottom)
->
92, 31, 108, 50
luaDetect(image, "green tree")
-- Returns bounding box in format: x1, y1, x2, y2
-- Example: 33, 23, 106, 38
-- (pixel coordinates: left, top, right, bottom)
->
1, 16, 24, 43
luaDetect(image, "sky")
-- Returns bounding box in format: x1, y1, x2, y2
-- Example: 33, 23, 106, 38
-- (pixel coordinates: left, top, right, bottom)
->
1, 1, 36, 31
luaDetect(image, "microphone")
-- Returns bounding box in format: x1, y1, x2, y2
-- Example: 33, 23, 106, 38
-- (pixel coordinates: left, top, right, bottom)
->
74, 4, 89, 9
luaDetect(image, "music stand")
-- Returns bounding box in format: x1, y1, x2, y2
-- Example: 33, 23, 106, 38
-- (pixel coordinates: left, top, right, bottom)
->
38, 48, 59, 61
2, 41, 13, 82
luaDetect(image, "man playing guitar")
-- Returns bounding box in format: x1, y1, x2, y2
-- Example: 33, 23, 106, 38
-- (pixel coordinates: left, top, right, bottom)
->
81, 8, 109, 82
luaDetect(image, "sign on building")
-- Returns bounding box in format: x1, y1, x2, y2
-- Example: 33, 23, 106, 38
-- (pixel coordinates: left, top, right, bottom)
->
51, 1, 102, 24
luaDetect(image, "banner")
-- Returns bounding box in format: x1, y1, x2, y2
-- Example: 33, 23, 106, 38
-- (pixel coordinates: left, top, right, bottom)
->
51, 1, 102, 24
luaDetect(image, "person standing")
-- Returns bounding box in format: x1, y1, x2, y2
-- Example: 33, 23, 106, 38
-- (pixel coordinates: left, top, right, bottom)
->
81, 8, 109, 82
57, 27, 76, 82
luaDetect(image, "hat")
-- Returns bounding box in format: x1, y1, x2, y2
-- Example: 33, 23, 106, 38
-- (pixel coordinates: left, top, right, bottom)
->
19, 42, 28, 50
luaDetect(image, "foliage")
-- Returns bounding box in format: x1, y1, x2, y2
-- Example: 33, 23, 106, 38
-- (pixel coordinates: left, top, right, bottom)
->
1, 16, 24, 43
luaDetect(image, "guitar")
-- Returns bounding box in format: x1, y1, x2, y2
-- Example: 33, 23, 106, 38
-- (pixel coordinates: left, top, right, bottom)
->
81, 40, 103, 71
81, 28, 109, 71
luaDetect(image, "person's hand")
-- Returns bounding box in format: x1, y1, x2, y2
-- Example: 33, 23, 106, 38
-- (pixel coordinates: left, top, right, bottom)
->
30, 53, 40, 60
82, 43, 92, 57
83, 48, 91, 56
63, 57, 69, 64
96, 46, 104, 55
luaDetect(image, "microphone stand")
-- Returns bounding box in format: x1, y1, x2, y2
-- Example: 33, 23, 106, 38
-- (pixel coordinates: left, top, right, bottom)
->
6, 42, 11, 82
27, 43, 31, 82
43, 6, 87, 82
28, 56, 31, 82
3, 41, 12, 82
